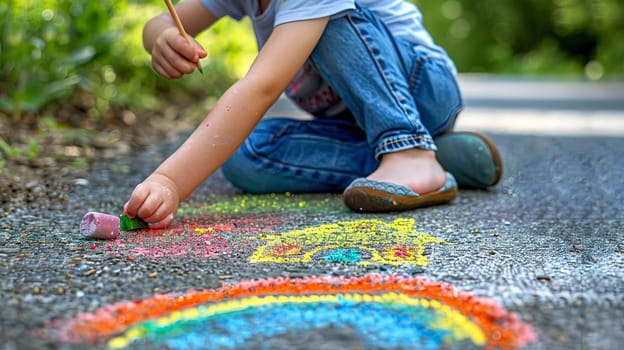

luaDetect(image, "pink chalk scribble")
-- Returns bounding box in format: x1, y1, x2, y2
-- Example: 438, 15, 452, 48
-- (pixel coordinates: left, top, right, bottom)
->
110, 214, 284, 259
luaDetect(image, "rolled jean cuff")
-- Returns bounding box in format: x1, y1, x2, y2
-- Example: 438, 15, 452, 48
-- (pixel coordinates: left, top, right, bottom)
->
374, 133, 437, 159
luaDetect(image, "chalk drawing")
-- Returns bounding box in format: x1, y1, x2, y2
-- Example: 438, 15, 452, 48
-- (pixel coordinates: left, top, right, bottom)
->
108, 194, 409, 262
178, 193, 344, 216
111, 224, 234, 258
109, 215, 282, 258
106, 193, 341, 259
251, 218, 446, 266
49, 274, 535, 350
105, 193, 341, 259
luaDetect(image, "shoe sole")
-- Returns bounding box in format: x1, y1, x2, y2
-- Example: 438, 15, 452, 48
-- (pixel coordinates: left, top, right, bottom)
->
434, 131, 503, 188
343, 183, 457, 213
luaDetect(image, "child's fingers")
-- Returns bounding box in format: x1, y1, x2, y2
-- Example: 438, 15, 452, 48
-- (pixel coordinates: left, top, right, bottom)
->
167, 54, 197, 75
153, 58, 185, 79
155, 44, 198, 77
136, 193, 164, 221
196, 47, 207, 59
124, 183, 148, 218
142, 186, 178, 224
171, 35, 200, 62
152, 29, 200, 78
147, 213, 175, 229
190, 37, 207, 59
144, 205, 175, 227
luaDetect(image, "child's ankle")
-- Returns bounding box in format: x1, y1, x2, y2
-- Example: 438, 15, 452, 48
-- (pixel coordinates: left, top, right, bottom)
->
381, 148, 436, 163
368, 148, 446, 194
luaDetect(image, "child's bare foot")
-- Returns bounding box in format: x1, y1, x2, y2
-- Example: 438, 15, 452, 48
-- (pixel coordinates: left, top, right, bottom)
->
366, 148, 447, 195
342, 148, 457, 213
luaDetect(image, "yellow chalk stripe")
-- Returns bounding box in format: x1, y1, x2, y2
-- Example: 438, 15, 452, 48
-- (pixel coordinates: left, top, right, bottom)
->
108, 337, 129, 349
107, 292, 484, 348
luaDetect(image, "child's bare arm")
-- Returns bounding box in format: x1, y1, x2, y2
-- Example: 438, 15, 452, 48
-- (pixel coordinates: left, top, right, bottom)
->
124, 16, 331, 228
143, 0, 217, 79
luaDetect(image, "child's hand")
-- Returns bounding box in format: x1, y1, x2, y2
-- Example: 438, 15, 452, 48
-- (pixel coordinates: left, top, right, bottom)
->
151, 26, 206, 79
123, 173, 180, 229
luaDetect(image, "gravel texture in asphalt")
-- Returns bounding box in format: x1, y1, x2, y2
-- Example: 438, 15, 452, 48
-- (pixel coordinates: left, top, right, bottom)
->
2, 85, 623, 349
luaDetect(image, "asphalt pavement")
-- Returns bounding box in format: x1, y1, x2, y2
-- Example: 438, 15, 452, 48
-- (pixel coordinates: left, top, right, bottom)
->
1, 75, 623, 350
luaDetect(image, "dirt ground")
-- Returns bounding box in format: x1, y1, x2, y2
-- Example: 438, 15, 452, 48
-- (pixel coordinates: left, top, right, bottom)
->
0, 103, 198, 217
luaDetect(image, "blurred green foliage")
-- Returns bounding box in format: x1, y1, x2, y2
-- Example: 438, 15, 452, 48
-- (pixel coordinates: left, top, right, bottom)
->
413, 0, 624, 77
0, 0, 121, 116
0, 0, 622, 123
0, 0, 249, 120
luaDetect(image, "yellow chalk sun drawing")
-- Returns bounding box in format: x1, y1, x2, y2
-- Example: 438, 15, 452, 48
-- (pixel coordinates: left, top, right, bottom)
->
250, 218, 447, 266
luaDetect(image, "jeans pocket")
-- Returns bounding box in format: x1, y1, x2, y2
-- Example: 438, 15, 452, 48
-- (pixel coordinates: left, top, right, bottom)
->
409, 52, 464, 136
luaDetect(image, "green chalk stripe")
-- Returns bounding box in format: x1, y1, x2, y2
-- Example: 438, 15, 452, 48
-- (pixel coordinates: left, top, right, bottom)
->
119, 215, 149, 231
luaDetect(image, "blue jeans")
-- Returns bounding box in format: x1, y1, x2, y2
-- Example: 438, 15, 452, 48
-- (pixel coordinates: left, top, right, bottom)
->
222, 6, 463, 193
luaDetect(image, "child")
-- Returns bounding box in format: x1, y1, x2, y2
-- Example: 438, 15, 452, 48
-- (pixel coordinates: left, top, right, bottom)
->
123, 0, 502, 228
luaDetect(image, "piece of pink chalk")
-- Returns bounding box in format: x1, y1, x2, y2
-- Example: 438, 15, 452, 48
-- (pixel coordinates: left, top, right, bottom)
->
80, 212, 120, 240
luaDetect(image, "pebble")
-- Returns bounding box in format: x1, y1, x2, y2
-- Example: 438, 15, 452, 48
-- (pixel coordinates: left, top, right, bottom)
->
82, 255, 103, 261
0, 248, 19, 254
72, 178, 89, 186
536, 275, 552, 282
409, 267, 425, 275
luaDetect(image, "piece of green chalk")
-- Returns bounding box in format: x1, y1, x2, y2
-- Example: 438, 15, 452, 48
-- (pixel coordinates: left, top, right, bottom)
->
119, 214, 149, 231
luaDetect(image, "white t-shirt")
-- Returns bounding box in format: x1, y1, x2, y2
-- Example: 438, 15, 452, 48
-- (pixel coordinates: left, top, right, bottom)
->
199, 0, 435, 49
199, 0, 449, 116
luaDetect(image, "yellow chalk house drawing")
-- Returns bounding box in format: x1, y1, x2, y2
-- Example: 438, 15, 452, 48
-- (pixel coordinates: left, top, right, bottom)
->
250, 218, 448, 266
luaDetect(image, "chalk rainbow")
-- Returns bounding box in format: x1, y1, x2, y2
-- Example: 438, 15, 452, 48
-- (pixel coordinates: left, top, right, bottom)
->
51, 274, 535, 350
